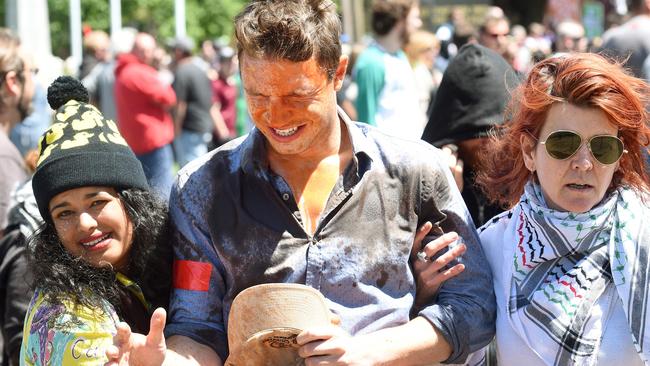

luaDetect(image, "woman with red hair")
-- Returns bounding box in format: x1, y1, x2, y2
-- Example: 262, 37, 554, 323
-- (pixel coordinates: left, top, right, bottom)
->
476, 53, 650, 365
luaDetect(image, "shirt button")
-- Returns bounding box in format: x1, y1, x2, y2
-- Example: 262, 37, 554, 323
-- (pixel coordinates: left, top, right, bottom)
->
282, 193, 290, 201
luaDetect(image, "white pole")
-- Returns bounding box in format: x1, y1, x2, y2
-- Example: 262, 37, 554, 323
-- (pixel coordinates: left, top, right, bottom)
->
341, 0, 354, 43
175, 0, 186, 37
110, 0, 122, 45
353, 0, 365, 43
70, 0, 83, 75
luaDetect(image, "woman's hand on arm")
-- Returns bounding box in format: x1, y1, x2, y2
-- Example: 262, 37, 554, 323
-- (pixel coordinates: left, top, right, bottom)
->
412, 222, 466, 306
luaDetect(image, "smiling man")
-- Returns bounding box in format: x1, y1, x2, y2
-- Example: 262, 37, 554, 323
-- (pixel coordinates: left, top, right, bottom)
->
106, 1, 494, 365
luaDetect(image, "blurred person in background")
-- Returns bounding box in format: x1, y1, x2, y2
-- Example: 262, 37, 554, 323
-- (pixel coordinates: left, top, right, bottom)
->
114, 33, 176, 200
0, 28, 33, 236
81, 30, 118, 122
9, 80, 49, 158
451, 22, 477, 55
404, 30, 443, 122
195, 39, 217, 76
210, 46, 238, 148
0, 27, 34, 366
525, 22, 552, 63
485, 5, 505, 18
354, 0, 424, 139
169, 36, 220, 168
79, 30, 111, 80
508, 24, 533, 74
151, 46, 174, 86
435, 7, 469, 71
7, 33, 49, 160
478, 12, 510, 58
553, 20, 587, 53
601, 0, 650, 78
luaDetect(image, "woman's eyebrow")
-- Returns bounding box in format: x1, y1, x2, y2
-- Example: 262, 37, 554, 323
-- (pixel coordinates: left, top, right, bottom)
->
50, 201, 70, 212
84, 192, 101, 199
50, 192, 103, 212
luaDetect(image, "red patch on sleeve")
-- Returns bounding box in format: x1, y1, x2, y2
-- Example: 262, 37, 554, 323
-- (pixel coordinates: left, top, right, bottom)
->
173, 260, 212, 291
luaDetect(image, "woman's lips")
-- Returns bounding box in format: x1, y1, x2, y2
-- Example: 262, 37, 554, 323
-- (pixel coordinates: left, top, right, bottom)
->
80, 233, 112, 251
566, 183, 593, 190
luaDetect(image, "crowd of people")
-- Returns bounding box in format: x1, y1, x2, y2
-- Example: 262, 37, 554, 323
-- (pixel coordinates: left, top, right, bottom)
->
0, 0, 649, 365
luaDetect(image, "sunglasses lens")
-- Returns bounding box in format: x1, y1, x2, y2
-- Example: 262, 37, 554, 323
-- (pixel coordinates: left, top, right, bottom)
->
544, 131, 582, 159
590, 136, 624, 164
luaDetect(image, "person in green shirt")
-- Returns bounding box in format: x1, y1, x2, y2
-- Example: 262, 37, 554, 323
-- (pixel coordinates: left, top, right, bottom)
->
353, 0, 425, 139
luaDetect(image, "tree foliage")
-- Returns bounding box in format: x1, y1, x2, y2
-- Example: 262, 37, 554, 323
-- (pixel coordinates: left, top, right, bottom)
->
46, 0, 247, 58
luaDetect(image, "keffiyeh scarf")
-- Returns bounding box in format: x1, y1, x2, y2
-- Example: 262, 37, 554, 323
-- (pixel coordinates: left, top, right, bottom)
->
505, 182, 650, 365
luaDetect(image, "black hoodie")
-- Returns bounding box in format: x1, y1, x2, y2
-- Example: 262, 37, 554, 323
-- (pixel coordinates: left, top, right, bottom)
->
422, 44, 520, 226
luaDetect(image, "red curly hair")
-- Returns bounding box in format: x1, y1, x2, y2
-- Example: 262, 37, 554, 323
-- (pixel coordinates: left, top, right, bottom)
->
476, 52, 650, 208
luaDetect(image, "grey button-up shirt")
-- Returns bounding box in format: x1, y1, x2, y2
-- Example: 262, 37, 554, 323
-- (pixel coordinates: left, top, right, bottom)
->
164, 109, 495, 363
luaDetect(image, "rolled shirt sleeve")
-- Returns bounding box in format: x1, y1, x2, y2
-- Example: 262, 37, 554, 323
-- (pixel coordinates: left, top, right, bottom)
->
416, 147, 496, 364
164, 179, 229, 360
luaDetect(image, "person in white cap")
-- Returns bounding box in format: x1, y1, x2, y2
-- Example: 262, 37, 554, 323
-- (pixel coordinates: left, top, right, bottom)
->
106, 1, 495, 365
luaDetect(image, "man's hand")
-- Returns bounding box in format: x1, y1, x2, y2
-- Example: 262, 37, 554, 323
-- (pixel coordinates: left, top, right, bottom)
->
412, 222, 466, 306
441, 144, 464, 191
105, 307, 167, 366
297, 326, 377, 366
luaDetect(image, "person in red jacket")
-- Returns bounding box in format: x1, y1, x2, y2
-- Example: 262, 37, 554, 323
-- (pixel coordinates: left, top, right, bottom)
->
114, 32, 176, 200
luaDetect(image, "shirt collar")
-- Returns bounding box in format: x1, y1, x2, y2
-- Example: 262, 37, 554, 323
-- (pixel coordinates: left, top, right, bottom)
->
241, 106, 375, 176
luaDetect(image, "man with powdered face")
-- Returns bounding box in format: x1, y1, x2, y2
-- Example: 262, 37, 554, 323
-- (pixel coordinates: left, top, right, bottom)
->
106, 1, 495, 365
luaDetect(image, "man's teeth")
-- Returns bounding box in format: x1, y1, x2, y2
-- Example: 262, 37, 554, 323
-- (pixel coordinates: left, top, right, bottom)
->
274, 127, 298, 137
82, 234, 110, 247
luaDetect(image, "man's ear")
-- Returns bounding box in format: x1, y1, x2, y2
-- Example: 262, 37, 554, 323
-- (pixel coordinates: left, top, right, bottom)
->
332, 55, 348, 91
3, 70, 22, 97
520, 133, 537, 172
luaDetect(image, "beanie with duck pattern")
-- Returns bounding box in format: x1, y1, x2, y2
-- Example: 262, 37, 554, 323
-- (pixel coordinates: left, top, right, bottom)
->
32, 76, 148, 219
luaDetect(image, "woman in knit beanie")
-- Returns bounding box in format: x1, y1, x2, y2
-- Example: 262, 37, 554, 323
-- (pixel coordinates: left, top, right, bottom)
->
20, 76, 172, 365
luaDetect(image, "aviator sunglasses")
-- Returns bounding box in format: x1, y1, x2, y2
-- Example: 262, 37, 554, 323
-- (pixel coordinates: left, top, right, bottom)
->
538, 130, 627, 165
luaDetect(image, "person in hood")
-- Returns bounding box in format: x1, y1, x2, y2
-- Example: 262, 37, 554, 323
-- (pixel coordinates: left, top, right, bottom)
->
422, 43, 520, 226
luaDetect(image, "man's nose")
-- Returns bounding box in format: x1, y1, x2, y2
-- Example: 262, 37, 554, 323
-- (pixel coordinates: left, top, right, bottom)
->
266, 97, 289, 122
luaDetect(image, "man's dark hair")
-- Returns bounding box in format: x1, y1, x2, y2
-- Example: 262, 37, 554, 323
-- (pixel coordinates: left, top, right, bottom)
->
371, 0, 416, 36
234, 0, 342, 79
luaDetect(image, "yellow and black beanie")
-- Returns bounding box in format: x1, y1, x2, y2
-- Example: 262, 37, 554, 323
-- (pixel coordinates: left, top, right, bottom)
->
32, 76, 148, 219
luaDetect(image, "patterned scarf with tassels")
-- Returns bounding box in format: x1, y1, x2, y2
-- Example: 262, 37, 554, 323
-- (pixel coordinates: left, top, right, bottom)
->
503, 182, 650, 365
